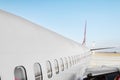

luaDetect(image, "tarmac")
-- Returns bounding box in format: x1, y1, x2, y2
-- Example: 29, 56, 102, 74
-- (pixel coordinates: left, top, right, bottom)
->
90, 52, 120, 67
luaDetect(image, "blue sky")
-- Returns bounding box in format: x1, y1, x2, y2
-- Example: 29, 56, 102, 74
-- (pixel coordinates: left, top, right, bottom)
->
0, 0, 120, 49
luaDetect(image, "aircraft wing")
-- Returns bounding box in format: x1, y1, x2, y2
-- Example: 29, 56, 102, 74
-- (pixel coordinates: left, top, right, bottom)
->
84, 47, 120, 80
90, 47, 115, 51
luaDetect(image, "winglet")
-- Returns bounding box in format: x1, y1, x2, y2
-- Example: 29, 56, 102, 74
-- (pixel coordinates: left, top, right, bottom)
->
82, 20, 87, 46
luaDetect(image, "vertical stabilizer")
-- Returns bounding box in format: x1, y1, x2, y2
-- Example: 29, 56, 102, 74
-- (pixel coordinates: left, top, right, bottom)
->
82, 20, 87, 46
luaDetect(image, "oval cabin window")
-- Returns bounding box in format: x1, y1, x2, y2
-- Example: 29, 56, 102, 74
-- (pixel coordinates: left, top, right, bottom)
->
34, 63, 43, 80
74, 56, 77, 64
14, 66, 27, 80
60, 58, 64, 71
46, 60, 52, 78
68, 56, 72, 67
73, 56, 75, 65
54, 59, 59, 74
71, 56, 74, 65
64, 57, 68, 69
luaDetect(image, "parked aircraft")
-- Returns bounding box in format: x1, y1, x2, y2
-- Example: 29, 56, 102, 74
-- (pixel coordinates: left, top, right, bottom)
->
0, 10, 119, 80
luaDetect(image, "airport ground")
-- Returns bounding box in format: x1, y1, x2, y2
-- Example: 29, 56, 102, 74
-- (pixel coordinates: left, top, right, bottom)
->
84, 52, 120, 80
90, 52, 120, 67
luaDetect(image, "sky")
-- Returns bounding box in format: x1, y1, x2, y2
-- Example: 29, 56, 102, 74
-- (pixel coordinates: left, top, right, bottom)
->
0, 0, 120, 50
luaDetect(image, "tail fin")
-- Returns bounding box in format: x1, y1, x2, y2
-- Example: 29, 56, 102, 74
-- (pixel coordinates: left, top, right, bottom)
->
82, 20, 87, 46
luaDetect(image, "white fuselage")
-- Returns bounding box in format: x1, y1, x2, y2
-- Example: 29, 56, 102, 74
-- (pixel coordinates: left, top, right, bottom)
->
0, 10, 91, 80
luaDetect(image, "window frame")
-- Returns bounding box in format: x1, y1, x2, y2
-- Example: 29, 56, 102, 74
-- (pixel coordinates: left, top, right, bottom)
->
54, 59, 59, 74
46, 60, 53, 78
64, 57, 68, 69
34, 63, 43, 80
68, 56, 72, 67
60, 58, 64, 71
14, 66, 27, 80
71, 56, 74, 65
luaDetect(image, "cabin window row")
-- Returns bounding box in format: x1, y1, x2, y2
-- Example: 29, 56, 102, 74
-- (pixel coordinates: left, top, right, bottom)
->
14, 55, 84, 80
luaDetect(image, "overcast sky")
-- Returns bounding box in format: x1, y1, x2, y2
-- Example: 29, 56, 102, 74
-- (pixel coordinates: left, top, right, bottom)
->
0, 0, 120, 49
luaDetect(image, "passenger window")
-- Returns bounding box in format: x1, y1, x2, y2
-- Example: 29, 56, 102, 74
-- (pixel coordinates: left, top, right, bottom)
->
74, 56, 76, 64
71, 56, 74, 65
77, 55, 80, 63
68, 56, 72, 67
60, 58, 64, 71
78, 55, 81, 62
75, 56, 78, 64
54, 59, 59, 74
46, 60, 52, 78
64, 57, 68, 69
34, 63, 43, 80
14, 66, 27, 80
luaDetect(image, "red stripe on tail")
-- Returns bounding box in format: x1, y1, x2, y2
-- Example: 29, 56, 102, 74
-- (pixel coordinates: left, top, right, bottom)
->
82, 20, 87, 46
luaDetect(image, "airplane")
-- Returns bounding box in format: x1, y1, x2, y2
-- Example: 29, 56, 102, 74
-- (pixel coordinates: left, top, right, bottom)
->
0, 9, 120, 80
